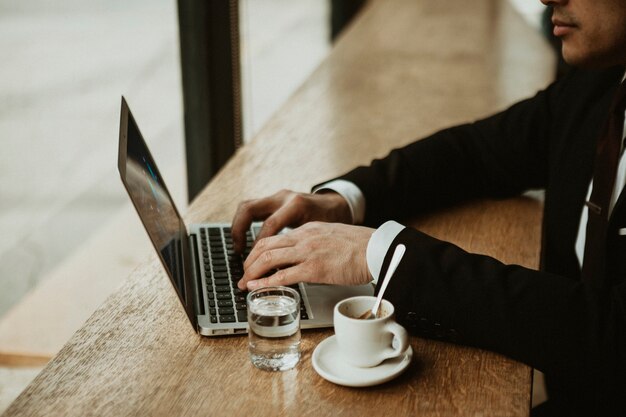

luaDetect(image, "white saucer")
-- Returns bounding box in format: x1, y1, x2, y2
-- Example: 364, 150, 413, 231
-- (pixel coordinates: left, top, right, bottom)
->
312, 335, 413, 387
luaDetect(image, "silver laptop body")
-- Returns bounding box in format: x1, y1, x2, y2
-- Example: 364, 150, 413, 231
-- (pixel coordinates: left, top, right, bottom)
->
118, 97, 373, 336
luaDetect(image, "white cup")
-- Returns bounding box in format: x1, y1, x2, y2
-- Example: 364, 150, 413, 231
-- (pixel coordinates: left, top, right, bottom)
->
333, 296, 409, 368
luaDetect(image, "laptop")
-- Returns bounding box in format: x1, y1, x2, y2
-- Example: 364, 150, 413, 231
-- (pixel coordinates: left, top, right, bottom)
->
118, 97, 373, 336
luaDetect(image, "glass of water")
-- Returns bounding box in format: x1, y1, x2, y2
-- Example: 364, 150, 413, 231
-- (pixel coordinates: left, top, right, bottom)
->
247, 286, 301, 371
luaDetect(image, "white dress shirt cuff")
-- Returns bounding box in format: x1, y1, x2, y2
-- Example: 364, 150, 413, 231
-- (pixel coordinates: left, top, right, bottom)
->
366, 220, 406, 284
312, 179, 365, 225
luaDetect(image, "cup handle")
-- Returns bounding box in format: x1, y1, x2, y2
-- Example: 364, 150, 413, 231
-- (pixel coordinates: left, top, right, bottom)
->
381, 322, 409, 361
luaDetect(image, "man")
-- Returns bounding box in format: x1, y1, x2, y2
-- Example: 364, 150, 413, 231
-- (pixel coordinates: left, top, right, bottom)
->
232, 0, 626, 414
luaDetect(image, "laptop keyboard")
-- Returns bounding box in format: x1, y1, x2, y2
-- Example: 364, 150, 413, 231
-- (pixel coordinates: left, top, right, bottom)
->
199, 226, 308, 325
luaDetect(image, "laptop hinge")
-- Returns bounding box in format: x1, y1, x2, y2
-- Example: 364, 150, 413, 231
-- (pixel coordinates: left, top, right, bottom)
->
188, 234, 205, 316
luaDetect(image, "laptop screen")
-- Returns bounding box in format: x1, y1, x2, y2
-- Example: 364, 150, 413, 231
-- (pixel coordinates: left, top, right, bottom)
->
118, 98, 197, 329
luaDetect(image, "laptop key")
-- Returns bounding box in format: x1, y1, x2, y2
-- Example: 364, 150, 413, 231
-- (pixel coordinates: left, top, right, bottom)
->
219, 315, 236, 323
216, 293, 232, 300
214, 279, 230, 286
210, 317, 218, 323
237, 311, 248, 322
218, 300, 233, 307
235, 303, 247, 311
215, 285, 231, 293
219, 307, 235, 315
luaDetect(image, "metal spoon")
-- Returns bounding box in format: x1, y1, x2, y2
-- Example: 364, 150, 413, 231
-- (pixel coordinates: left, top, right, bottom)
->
358, 244, 406, 319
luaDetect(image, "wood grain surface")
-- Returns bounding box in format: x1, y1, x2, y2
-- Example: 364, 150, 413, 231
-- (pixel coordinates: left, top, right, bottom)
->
4, 0, 554, 416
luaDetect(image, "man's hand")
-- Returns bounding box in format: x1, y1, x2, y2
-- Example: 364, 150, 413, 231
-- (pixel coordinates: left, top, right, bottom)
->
231, 189, 352, 253
237, 222, 374, 290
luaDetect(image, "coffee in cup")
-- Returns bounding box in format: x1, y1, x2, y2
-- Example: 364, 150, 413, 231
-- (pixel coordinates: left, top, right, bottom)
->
333, 296, 409, 368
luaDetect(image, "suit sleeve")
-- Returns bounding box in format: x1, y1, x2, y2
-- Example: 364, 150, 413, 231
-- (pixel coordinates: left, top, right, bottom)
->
335, 80, 562, 227
379, 227, 626, 411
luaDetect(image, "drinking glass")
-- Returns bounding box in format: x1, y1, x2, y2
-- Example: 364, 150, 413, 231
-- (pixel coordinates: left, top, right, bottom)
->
247, 286, 301, 371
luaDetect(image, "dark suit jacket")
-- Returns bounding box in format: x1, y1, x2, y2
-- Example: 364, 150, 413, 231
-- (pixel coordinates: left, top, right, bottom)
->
336, 67, 626, 415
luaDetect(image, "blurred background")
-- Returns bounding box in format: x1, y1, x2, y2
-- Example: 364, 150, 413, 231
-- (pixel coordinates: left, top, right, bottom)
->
0, 0, 545, 411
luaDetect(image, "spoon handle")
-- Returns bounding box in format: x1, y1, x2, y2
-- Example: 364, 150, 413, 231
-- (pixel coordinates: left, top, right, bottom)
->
371, 244, 406, 317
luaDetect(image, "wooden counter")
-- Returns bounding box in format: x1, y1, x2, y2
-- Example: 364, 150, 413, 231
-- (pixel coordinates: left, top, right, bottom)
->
4, 0, 554, 416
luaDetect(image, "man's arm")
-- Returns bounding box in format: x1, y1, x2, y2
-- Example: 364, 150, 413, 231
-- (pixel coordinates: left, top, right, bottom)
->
334, 83, 558, 227
234, 75, 562, 287
380, 227, 625, 410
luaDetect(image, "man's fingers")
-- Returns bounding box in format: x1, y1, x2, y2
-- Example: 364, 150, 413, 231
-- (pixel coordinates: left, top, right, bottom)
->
254, 202, 303, 243
244, 265, 304, 290
243, 240, 300, 272
231, 210, 253, 254
243, 233, 296, 271
232, 197, 282, 252
238, 244, 299, 289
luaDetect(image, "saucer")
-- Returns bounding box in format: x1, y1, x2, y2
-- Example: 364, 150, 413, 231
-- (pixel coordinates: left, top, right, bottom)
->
312, 335, 413, 387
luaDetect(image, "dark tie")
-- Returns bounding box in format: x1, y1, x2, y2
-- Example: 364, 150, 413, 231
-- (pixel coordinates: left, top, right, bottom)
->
581, 81, 626, 287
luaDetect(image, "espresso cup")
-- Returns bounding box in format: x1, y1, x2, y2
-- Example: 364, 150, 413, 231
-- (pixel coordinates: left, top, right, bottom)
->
333, 296, 409, 368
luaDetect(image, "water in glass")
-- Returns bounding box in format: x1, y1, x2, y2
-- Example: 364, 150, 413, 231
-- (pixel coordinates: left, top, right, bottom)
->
247, 287, 301, 371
